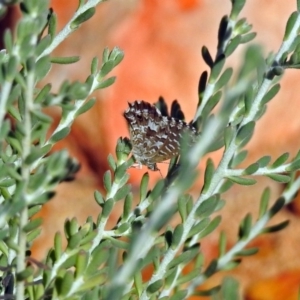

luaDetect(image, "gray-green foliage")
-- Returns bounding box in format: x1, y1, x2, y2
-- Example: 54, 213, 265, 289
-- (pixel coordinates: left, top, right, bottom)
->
0, 0, 123, 299
1, 0, 300, 299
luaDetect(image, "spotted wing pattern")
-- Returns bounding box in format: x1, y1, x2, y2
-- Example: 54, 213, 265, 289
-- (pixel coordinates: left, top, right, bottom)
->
123, 100, 197, 171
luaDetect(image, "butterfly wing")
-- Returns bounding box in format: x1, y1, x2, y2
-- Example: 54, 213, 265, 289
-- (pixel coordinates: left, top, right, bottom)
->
124, 100, 197, 171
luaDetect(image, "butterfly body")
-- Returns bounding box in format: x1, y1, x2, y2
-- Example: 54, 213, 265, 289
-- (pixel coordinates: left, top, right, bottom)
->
124, 100, 197, 171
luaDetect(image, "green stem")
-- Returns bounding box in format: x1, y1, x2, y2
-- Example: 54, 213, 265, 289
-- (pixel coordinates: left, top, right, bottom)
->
0, 81, 12, 130
37, 0, 104, 60
15, 70, 34, 300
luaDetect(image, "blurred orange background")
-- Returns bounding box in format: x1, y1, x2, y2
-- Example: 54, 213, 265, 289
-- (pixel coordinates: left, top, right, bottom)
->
3, 0, 300, 299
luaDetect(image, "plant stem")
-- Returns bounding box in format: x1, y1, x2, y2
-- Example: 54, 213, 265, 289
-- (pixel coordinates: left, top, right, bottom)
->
37, 0, 104, 60
0, 81, 12, 130
15, 70, 34, 300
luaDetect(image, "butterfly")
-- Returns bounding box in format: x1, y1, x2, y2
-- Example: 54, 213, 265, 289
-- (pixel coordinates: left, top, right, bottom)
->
123, 99, 197, 171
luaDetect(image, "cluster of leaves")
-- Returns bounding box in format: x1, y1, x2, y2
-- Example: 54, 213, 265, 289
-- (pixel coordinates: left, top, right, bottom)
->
1, 0, 300, 299
0, 0, 124, 299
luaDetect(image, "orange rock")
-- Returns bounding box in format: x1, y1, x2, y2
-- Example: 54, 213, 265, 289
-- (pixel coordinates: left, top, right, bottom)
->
246, 270, 300, 300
